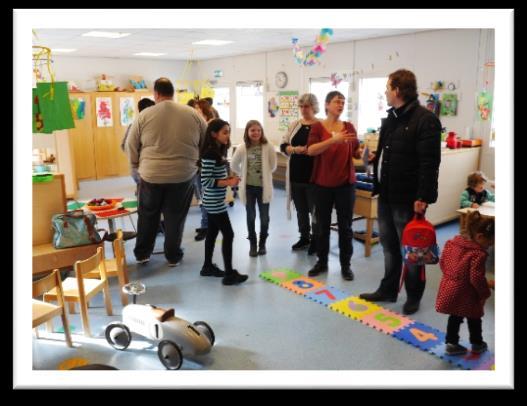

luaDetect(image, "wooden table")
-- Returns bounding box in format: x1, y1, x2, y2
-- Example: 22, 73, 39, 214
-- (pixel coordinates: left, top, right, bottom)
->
353, 189, 380, 257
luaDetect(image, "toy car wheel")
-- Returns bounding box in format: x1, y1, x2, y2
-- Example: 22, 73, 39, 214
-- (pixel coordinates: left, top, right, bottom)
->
105, 322, 132, 350
193, 321, 215, 346
158, 340, 183, 370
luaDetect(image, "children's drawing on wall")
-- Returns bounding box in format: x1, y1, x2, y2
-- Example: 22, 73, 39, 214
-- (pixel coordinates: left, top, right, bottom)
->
268, 96, 279, 118
120, 97, 135, 126
69, 97, 86, 120
425, 94, 441, 117
440, 93, 458, 116
278, 90, 299, 131
96, 97, 113, 127
477, 91, 493, 121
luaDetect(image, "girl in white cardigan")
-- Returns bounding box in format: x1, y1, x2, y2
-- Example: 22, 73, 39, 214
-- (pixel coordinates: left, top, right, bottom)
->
231, 120, 277, 257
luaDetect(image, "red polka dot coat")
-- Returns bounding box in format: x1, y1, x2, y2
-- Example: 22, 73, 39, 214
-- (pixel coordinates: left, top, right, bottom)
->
435, 235, 491, 319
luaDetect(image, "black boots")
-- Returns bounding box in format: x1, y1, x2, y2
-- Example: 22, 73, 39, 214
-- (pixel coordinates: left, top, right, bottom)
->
341, 265, 354, 281
291, 237, 310, 251
258, 234, 268, 255
249, 235, 258, 257
359, 290, 398, 303
222, 269, 249, 285
307, 261, 328, 277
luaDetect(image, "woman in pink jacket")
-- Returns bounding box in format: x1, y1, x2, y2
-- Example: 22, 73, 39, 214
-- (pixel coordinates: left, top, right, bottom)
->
435, 211, 494, 356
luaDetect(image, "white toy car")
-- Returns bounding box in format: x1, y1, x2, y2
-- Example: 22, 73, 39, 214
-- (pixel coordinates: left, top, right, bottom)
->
105, 283, 214, 370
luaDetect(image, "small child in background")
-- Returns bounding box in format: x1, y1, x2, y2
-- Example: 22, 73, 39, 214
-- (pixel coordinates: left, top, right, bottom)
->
231, 120, 277, 257
200, 119, 248, 285
460, 171, 495, 209
435, 211, 494, 355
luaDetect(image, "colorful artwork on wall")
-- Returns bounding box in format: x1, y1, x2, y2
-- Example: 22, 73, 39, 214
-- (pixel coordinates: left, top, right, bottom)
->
425, 94, 441, 117
440, 93, 458, 116
278, 91, 299, 131
268, 96, 279, 118
69, 97, 86, 120
120, 97, 135, 126
477, 91, 493, 121
96, 97, 113, 127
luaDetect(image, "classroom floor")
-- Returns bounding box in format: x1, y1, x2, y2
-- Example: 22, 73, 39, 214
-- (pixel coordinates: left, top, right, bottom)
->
32, 176, 495, 371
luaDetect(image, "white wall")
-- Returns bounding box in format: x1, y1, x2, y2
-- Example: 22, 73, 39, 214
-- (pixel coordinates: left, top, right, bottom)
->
194, 29, 495, 177
51, 56, 186, 91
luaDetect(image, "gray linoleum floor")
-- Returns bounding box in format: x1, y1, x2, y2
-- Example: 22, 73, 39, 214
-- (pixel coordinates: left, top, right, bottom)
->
32, 176, 495, 371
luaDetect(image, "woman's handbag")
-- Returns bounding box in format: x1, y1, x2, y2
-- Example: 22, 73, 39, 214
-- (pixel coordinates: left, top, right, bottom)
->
52, 210, 105, 249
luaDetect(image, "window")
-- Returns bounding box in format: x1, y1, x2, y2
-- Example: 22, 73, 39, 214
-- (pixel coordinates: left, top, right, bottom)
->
235, 82, 263, 129
357, 77, 389, 135
212, 87, 230, 121
309, 78, 350, 121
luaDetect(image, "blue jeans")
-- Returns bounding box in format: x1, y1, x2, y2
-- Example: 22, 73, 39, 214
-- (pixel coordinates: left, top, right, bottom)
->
245, 185, 269, 239
377, 199, 425, 301
192, 173, 208, 229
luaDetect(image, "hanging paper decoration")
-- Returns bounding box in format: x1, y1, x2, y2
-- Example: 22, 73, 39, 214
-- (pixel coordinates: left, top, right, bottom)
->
425, 94, 441, 117
330, 73, 342, 88
291, 28, 333, 66
120, 97, 135, 126
96, 97, 113, 127
33, 82, 75, 134
477, 91, 492, 121
69, 97, 86, 120
440, 93, 458, 116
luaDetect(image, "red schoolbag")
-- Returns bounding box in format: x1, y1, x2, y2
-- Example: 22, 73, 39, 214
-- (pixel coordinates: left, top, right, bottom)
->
399, 213, 440, 292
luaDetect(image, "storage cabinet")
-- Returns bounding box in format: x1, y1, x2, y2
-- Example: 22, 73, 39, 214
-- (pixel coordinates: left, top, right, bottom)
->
69, 91, 154, 180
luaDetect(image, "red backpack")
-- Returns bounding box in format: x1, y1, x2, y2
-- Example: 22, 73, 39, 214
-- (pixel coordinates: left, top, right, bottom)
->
399, 213, 440, 291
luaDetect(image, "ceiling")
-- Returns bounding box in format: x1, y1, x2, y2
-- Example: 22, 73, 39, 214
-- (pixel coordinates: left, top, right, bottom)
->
33, 28, 430, 61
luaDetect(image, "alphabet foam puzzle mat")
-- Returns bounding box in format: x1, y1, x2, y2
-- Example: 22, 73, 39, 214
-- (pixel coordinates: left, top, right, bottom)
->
259, 269, 495, 370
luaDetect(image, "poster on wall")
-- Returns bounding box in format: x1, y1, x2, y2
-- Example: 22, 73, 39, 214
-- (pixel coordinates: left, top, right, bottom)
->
69, 97, 86, 120
268, 94, 279, 118
278, 90, 299, 131
440, 93, 458, 116
96, 97, 113, 127
120, 97, 135, 126
477, 91, 492, 121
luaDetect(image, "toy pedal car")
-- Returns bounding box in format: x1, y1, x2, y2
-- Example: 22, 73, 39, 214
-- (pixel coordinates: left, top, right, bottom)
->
105, 303, 215, 370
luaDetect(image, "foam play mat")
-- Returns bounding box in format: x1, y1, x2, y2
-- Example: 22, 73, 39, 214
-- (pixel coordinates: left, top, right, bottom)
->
260, 269, 495, 370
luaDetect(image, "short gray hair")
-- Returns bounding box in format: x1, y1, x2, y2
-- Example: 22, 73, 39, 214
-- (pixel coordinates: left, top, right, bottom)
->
298, 93, 320, 114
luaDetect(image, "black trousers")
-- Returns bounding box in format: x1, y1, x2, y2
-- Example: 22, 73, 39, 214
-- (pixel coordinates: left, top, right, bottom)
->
204, 211, 234, 273
314, 183, 356, 267
134, 178, 193, 262
291, 182, 318, 240
446, 315, 483, 345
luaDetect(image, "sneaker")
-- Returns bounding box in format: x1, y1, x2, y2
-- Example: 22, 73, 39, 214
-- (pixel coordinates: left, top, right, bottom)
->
195, 228, 208, 241
471, 342, 488, 354
222, 270, 249, 285
359, 291, 397, 303
167, 252, 184, 267
307, 262, 328, 277
445, 343, 468, 356
341, 266, 354, 281
402, 299, 420, 315
136, 257, 150, 265
291, 238, 310, 251
200, 263, 225, 277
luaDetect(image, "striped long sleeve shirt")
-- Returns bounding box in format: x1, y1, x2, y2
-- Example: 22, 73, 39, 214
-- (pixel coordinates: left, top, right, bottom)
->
201, 152, 228, 214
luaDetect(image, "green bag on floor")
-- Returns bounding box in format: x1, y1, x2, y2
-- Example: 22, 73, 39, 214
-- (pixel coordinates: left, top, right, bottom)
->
33, 82, 75, 133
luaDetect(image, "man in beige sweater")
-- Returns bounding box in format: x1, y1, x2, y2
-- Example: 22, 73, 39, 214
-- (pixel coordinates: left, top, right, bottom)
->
126, 78, 207, 266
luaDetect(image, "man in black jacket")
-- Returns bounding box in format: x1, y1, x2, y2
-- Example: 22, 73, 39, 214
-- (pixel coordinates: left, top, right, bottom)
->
359, 69, 441, 315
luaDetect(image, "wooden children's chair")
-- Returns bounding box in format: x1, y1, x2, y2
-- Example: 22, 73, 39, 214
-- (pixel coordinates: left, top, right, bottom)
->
32, 269, 73, 347
85, 229, 129, 306
43, 247, 113, 337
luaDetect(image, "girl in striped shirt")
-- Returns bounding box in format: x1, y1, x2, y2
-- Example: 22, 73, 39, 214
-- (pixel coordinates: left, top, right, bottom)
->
200, 119, 248, 285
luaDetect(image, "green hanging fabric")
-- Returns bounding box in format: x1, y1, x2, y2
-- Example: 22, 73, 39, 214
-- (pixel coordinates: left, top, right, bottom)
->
34, 81, 75, 133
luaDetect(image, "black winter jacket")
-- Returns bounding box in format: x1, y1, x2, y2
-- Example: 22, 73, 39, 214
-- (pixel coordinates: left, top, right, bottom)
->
372, 99, 441, 204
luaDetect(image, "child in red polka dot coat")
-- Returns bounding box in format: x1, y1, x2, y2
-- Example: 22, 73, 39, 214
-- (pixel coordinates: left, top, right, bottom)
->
435, 211, 494, 356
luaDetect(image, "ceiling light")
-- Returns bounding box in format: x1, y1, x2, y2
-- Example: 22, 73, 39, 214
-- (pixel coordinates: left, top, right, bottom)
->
192, 39, 233, 46
133, 52, 167, 57
51, 48, 77, 53
82, 31, 131, 39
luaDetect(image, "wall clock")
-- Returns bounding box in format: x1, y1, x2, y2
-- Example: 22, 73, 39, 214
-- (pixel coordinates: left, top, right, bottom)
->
275, 71, 288, 89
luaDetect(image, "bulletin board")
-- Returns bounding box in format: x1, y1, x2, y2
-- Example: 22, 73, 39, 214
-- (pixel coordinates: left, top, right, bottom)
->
278, 91, 299, 131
